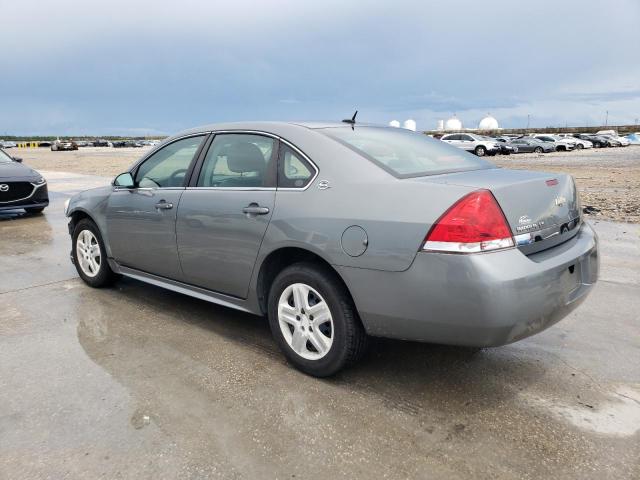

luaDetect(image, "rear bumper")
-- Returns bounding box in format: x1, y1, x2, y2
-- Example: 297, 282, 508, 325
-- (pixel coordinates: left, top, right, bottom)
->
338, 222, 599, 347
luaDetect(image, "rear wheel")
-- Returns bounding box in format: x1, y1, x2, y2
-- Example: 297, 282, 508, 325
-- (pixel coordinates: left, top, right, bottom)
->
72, 218, 118, 288
534, 146, 543, 153
576, 143, 584, 150
268, 262, 368, 377
474, 145, 486, 156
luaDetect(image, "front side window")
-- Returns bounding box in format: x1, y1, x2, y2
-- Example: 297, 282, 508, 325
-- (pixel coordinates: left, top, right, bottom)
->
197, 134, 276, 188
322, 126, 494, 178
135, 135, 204, 188
278, 145, 315, 188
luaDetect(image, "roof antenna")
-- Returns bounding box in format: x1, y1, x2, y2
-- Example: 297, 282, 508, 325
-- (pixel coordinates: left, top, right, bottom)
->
342, 110, 358, 129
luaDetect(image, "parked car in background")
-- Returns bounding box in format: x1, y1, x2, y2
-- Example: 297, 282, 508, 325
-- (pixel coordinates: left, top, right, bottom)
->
0, 140, 17, 148
556, 134, 593, 149
440, 133, 501, 156
92, 139, 110, 147
0, 148, 49, 214
485, 136, 517, 154
596, 130, 629, 146
75, 140, 89, 147
531, 134, 577, 151
599, 135, 623, 147
51, 139, 78, 151
64, 122, 598, 376
574, 134, 609, 148
509, 137, 555, 153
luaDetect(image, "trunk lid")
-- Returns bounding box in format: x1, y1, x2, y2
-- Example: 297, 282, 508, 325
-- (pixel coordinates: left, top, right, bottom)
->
415, 168, 581, 255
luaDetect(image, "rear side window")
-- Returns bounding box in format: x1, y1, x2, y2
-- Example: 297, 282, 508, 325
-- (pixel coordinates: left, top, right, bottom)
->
197, 134, 276, 188
278, 144, 315, 188
321, 126, 494, 178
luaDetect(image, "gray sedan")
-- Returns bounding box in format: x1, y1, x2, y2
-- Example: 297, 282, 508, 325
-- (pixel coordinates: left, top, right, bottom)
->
509, 137, 556, 153
65, 122, 599, 376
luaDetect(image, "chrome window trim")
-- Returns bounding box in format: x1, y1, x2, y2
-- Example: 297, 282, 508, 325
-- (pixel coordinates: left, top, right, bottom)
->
0, 182, 45, 204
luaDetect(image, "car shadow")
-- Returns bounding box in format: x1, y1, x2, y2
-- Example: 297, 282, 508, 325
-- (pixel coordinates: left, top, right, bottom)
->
75, 275, 546, 419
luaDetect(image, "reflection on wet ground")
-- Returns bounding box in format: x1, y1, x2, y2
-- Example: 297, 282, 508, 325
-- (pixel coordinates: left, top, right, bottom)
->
1, 172, 639, 479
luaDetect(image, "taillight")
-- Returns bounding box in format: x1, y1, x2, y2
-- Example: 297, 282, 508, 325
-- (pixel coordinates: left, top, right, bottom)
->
422, 189, 514, 253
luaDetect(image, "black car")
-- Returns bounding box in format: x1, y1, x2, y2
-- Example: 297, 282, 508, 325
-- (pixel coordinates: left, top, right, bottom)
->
574, 134, 609, 148
92, 139, 110, 147
0, 148, 49, 214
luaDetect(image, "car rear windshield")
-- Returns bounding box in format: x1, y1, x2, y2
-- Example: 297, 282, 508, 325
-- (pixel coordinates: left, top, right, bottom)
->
320, 126, 494, 178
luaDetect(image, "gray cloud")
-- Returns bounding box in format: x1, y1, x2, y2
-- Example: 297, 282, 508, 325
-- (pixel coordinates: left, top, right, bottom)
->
1, 0, 639, 134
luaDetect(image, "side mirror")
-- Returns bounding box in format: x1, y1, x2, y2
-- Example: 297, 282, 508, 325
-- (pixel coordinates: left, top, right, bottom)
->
113, 172, 135, 188
13, 157, 22, 163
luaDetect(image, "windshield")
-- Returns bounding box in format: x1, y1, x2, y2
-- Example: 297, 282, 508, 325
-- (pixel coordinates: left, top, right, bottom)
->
320, 126, 494, 178
0, 149, 14, 163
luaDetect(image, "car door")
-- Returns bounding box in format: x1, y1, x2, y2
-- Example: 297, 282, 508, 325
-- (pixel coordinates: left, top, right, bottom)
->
105, 134, 206, 279
442, 134, 460, 147
459, 134, 476, 151
176, 133, 277, 298
512, 139, 529, 152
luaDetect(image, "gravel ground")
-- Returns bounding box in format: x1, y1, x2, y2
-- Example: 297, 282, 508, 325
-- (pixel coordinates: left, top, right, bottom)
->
493, 146, 640, 223
9, 144, 640, 223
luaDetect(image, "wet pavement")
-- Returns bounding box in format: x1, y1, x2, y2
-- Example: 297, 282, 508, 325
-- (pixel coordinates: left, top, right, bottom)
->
1, 171, 639, 479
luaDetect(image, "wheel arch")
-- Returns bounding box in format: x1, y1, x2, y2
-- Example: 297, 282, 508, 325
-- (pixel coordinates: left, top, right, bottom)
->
255, 246, 358, 317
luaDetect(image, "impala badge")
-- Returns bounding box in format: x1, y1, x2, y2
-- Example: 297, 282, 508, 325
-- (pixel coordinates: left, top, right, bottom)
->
318, 180, 331, 190
518, 215, 532, 225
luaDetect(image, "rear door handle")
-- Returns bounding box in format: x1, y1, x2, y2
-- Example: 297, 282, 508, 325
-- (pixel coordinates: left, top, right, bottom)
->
243, 204, 270, 215
155, 201, 173, 210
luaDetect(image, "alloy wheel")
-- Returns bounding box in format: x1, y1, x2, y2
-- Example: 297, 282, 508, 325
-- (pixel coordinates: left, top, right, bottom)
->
76, 229, 101, 278
277, 283, 334, 360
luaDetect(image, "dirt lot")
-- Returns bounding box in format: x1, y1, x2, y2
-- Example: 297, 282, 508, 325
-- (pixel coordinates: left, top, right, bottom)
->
9, 144, 640, 223
494, 147, 640, 223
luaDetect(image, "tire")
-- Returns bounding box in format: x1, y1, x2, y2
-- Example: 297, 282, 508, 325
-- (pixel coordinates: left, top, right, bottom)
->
576, 143, 584, 150
25, 207, 45, 214
267, 262, 368, 377
534, 147, 543, 154
72, 218, 118, 288
474, 145, 486, 157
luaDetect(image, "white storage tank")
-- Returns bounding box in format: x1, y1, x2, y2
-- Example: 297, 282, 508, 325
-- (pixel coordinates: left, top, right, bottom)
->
389, 120, 401, 128
403, 119, 417, 131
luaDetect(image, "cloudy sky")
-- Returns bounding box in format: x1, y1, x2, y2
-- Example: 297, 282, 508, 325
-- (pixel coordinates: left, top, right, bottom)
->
1, 0, 639, 135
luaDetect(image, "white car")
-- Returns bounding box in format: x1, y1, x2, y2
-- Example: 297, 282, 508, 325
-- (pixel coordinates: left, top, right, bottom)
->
556, 134, 593, 149
531, 134, 576, 151
0, 140, 17, 148
440, 133, 501, 156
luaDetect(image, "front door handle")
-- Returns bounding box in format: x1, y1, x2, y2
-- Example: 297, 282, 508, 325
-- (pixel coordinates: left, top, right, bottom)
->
243, 204, 270, 215
155, 201, 173, 210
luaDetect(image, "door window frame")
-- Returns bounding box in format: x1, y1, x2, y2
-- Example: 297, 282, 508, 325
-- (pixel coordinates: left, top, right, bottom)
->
186, 130, 318, 191
123, 133, 209, 190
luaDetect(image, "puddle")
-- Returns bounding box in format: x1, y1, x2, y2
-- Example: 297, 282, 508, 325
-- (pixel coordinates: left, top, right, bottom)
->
523, 385, 640, 437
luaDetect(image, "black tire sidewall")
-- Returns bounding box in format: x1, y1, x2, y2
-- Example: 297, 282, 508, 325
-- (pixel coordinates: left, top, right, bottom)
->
72, 219, 113, 287
267, 263, 354, 377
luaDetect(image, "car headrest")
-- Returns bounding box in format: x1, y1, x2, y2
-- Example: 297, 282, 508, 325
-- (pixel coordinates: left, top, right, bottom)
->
226, 142, 266, 173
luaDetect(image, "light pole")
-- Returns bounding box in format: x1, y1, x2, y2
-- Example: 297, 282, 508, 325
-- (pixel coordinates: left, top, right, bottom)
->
526, 114, 530, 131
605, 111, 608, 127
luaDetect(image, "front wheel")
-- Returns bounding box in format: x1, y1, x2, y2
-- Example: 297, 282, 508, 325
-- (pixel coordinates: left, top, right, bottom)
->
576, 143, 584, 150
534, 146, 543, 153
268, 262, 368, 377
474, 145, 486, 156
72, 218, 118, 287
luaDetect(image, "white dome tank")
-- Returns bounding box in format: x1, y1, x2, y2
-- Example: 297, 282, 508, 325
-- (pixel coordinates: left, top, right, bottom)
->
403, 119, 417, 131
444, 115, 462, 131
389, 120, 401, 128
478, 115, 499, 130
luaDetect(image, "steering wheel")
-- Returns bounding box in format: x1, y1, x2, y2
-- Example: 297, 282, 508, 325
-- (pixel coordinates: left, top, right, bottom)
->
169, 168, 188, 186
